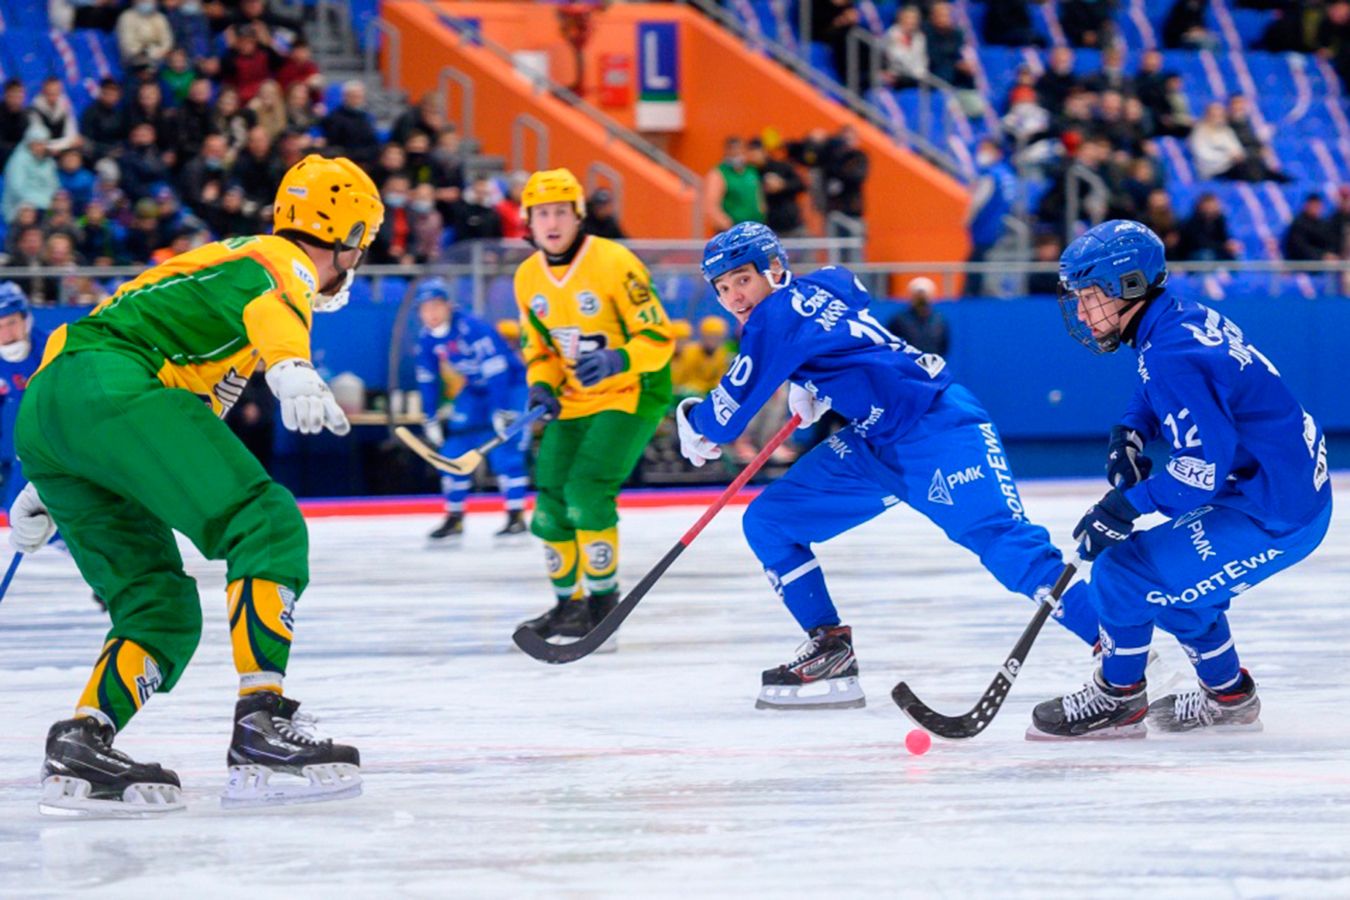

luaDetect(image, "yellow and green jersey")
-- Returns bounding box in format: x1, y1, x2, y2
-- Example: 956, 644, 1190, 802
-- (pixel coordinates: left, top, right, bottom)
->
40, 235, 319, 416
514, 235, 673, 420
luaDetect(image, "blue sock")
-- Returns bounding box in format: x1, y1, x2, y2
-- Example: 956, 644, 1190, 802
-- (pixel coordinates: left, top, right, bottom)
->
1099, 621, 1154, 687
764, 549, 838, 632
1176, 614, 1242, 691
1053, 582, 1100, 645
442, 475, 470, 513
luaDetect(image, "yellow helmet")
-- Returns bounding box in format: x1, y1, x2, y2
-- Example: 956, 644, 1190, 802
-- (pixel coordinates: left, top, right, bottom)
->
274, 154, 384, 251
671, 319, 693, 340
495, 318, 521, 342
520, 168, 586, 219
698, 315, 729, 337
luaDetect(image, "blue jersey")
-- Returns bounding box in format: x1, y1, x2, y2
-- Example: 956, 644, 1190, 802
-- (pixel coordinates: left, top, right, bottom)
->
0, 325, 48, 463
415, 311, 525, 417
1118, 295, 1330, 530
690, 267, 953, 445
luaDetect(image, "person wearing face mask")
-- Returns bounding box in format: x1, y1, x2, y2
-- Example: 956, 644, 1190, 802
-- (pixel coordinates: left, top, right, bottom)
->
407, 182, 444, 263
963, 137, 1017, 297
368, 174, 415, 265
0, 282, 48, 511
116, 0, 174, 68
13, 155, 382, 816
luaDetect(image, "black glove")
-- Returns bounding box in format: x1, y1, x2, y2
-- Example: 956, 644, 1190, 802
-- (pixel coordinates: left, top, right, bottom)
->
1106, 425, 1152, 489
573, 349, 626, 387
527, 383, 561, 421
1073, 488, 1141, 561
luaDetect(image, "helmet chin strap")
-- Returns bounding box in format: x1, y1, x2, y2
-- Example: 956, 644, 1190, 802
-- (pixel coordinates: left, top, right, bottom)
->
313, 244, 363, 313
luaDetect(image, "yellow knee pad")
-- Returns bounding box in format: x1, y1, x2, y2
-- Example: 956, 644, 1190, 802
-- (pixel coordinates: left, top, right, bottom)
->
227, 577, 296, 695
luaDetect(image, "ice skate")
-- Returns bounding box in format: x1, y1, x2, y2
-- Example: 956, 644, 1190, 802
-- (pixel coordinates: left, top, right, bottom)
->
518, 597, 591, 641
586, 593, 619, 654
222, 692, 361, 809
1026, 669, 1148, 740
1147, 670, 1262, 733
39, 717, 184, 817
494, 510, 528, 540
756, 625, 865, 710
427, 512, 463, 542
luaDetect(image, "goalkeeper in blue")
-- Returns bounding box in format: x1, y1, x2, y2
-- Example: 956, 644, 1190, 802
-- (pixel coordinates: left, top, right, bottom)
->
413, 277, 531, 542
1028, 220, 1332, 740
677, 222, 1101, 710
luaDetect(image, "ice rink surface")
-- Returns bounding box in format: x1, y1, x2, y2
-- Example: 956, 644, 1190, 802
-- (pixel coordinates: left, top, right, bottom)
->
1, 479, 1349, 898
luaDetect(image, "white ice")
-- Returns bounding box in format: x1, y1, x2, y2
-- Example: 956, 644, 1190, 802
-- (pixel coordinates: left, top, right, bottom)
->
2, 480, 1349, 898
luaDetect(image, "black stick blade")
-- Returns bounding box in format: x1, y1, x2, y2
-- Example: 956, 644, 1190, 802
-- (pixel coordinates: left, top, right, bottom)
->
512, 622, 614, 664
892, 675, 1013, 740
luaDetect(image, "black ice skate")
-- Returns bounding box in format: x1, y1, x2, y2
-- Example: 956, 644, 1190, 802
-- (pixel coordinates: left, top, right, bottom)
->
39, 717, 184, 817
428, 512, 464, 542
1026, 669, 1148, 740
1148, 670, 1262, 733
757, 625, 865, 710
494, 510, 528, 539
222, 692, 361, 809
519, 598, 591, 641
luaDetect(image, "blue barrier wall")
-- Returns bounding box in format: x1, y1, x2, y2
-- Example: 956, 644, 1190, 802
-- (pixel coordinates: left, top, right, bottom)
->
29, 293, 1348, 493
34, 294, 1349, 440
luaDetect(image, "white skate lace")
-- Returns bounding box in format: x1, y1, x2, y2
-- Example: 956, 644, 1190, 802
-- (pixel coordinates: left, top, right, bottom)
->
786, 634, 823, 669
1061, 682, 1119, 722
1170, 690, 1214, 725
276, 710, 327, 746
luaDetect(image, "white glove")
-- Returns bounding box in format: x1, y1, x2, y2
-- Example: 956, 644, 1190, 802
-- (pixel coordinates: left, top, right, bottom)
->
265, 359, 351, 436
491, 409, 519, 438
788, 382, 831, 428
676, 398, 722, 468
9, 482, 55, 553
423, 416, 445, 447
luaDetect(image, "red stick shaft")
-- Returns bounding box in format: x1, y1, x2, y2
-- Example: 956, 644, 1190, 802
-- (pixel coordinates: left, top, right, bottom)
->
679, 413, 803, 546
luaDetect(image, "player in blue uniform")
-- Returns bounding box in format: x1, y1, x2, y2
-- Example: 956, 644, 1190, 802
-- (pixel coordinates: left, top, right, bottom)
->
1028, 220, 1332, 740
0, 282, 48, 510
413, 277, 531, 541
677, 223, 1101, 710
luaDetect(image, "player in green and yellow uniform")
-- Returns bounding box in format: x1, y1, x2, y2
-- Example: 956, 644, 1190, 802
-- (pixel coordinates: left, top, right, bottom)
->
10, 155, 384, 815
514, 169, 674, 639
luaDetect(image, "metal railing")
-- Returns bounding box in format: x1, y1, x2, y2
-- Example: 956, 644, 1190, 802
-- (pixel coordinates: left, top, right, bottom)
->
362, 19, 402, 95
510, 114, 549, 173
683, 0, 964, 179
435, 65, 476, 143
1065, 164, 1109, 240
424, 2, 705, 237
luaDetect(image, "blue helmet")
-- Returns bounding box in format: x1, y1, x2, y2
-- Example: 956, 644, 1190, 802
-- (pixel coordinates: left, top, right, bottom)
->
413, 277, 452, 305
1058, 219, 1168, 353
0, 281, 29, 319
700, 222, 788, 284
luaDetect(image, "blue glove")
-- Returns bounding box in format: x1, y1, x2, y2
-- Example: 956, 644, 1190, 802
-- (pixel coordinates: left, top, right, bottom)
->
573, 349, 627, 387
1073, 488, 1141, 561
1106, 425, 1152, 489
527, 383, 561, 421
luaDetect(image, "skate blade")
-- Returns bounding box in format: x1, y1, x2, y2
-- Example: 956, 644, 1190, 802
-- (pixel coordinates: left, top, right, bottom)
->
425, 535, 464, 547
1024, 722, 1148, 742
756, 676, 866, 711
220, 763, 362, 809
493, 531, 532, 544
1148, 718, 1264, 735
39, 775, 185, 817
